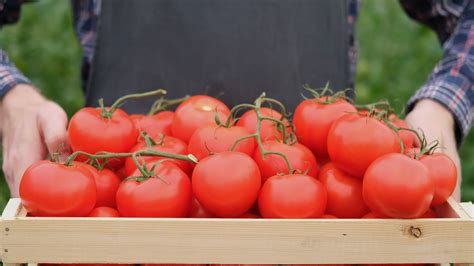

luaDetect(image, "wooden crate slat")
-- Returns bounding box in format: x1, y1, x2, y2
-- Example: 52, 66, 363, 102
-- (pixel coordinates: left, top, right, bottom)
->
1, 217, 473, 264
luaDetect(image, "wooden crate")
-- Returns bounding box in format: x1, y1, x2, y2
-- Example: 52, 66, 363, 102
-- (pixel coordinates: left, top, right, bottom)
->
0, 198, 473, 265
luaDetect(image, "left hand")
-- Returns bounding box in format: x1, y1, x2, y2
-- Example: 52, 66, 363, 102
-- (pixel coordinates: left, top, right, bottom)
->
405, 99, 461, 201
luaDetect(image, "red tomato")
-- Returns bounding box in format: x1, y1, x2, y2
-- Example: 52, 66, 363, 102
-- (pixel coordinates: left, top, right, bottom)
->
420, 153, 457, 206
192, 151, 261, 217
319, 162, 369, 218
88, 206, 120, 217
362, 212, 389, 219
124, 135, 191, 176
76, 163, 121, 208
294, 97, 356, 160
419, 208, 437, 218
321, 214, 338, 219
258, 174, 327, 218
253, 140, 318, 183
116, 162, 192, 217
131, 111, 175, 139
172, 95, 230, 143
20, 161, 96, 217
327, 114, 400, 178
239, 213, 261, 218
390, 116, 416, 150
236, 107, 290, 142
115, 166, 128, 180
188, 125, 256, 160
188, 196, 215, 218
68, 107, 138, 154
363, 153, 434, 218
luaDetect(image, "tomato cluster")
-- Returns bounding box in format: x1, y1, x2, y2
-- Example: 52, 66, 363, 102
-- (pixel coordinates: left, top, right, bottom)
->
19, 88, 457, 220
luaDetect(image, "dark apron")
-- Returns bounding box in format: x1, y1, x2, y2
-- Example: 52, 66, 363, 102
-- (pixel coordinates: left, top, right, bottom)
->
87, 0, 349, 114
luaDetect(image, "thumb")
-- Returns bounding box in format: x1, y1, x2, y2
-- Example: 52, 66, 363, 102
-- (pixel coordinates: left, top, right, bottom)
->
36, 101, 71, 158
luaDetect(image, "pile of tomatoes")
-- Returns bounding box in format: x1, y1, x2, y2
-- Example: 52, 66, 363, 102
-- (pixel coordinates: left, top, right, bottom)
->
19, 88, 457, 220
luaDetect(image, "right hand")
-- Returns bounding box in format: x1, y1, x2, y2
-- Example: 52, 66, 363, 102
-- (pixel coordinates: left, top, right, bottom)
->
0, 84, 70, 197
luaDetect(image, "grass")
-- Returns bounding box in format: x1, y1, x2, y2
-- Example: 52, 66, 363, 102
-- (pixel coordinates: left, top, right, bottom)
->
0, 0, 472, 210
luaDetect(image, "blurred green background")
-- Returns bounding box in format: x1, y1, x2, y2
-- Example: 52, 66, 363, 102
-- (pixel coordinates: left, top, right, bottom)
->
0, 0, 472, 210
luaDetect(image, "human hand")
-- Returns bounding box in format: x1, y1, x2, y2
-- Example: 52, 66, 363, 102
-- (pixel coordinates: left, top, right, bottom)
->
0, 84, 70, 197
405, 99, 462, 201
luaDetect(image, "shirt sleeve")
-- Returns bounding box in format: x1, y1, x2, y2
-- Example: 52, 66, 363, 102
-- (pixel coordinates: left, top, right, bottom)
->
403, 1, 474, 144
0, 49, 32, 97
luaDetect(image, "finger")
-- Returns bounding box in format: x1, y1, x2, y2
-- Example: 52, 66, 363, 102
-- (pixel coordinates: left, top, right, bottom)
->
36, 102, 70, 157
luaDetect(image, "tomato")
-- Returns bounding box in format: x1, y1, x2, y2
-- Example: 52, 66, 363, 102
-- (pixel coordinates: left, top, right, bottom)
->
239, 213, 260, 218
188, 125, 256, 160
258, 174, 327, 218
172, 95, 230, 143
363, 153, 434, 218
362, 212, 388, 219
188, 196, 215, 218
75, 163, 121, 208
88, 206, 120, 217
319, 162, 369, 218
115, 166, 128, 180
131, 111, 175, 139
116, 162, 192, 217
253, 140, 318, 182
293, 97, 356, 160
124, 135, 191, 176
321, 214, 338, 219
390, 116, 416, 150
236, 107, 290, 142
20, 161, 96, 217
68, 107, 138, 154
192, 151, 261, 217
420, 153, 457, 206
419, 208, 437, 218
327, 114, 400, 178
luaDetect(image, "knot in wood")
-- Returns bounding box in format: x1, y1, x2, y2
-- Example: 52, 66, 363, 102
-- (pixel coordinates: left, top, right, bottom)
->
409, 226, 422, 238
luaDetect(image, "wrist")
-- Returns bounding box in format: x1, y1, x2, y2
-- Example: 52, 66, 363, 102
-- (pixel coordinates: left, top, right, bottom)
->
411, 99, 455, 128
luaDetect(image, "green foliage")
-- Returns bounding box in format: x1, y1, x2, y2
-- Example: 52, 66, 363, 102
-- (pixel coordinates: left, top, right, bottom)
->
0, 0, 472, 210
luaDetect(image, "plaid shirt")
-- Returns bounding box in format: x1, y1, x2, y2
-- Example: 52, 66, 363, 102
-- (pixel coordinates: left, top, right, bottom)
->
1, 0, 473, 141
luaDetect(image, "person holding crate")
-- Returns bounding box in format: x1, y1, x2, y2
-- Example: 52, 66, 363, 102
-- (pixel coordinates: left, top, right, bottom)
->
0, 0, 472, 198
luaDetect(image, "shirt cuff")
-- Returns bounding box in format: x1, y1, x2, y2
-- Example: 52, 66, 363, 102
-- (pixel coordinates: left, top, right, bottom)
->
407, 75, 473, 145
0, 63, 32, 97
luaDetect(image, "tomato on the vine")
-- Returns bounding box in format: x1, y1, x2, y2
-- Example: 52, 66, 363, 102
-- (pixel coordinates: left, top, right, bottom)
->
188, 196, 215, 218
236, 107, 290, 142
172, 95, 230, 143
192, 151, 261, 217
294, 96, 356, 160
389, 115, 416, 150
327, 113, 400, 178
88, 206, 120, 217
420, 153, 457, 207
68, 108, 138, 155
319, 162, 369, 218
124, 135, 191, 176
76, 162, 121, 208
20, 161, 97, 217
253, 140, 318, 182
188, 125, 256, 160
130, 111, 174, 138
363, 153, 434, 218
116, 162, 192, 217
258, 174, 327, 218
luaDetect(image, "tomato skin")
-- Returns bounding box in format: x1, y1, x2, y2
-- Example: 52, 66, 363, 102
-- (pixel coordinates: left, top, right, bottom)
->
236, 107, 290, 142
258, 174, 327, 218
327, 114, 400, 178
362, 212, 389, 219
319, 162, 369, 218
192, 151, 261, 218
253, 141, 318, 182
420, 153, 457, 206
419, 208, 437, 218
75, 163, 121, 208
239, 213, 261, 218
116, 162, 192, 217
68, 107, 138, 154
172, 95, 230, 143
115, 166, 128, 180
88, 206, 120, 217
294, 97, 356, 160
321, 214, 338, 219
188, 125, 256, 160
390, 117, 415, 150
188, 196, 215, 218
124, 135, 191, 176
363, 153, 434, 218
131, 111, 174, 138
20, 161, 97, 217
